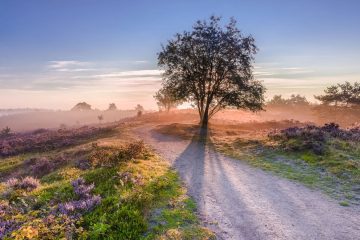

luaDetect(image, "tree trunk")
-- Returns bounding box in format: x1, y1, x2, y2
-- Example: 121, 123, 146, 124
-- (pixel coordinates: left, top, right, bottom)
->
201, 105, 209, 128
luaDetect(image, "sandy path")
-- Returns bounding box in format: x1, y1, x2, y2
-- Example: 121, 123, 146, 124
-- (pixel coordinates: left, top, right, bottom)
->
135, 126, 360, 240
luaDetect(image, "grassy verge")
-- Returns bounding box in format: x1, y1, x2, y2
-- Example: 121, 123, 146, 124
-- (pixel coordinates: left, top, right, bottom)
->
0, 126, 214, 239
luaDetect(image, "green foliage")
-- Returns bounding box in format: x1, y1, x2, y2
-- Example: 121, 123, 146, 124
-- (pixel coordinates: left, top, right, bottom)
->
88, 141, 147, 167
108, 103, 117, 111
83, 200, 147, 240
83, 167, 118, 197
154, 87, 182, 112
0, 126, 11, 137
315, 81, 360, 107
71, 102, 92, 111
267, 94, 309, 107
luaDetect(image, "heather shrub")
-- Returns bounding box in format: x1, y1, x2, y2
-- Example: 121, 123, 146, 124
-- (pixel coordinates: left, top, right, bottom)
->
75, 158, 91, 170
112, 141, 147, 162
23, 155, 70, 178
28, 157, 54, 177
57, 178, 101, 216
0, 127, 11, 138
117, 171, 144, 187
88, 146, 116, 167
5, 177, 40, 192
89, 141, 147, 167
0, 201, 20, 239
0, 126, 114, 157
268, 122, 360, 154
9, 213, 88, 240
0, 219, 19, 239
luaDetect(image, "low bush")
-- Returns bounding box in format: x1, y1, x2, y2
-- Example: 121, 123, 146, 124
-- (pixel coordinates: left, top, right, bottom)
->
57, 178, 101, 216
21, 155, 70, 178
0, 127, 11, 138
0, 201, 20, 239
0, 177, 102, 239
269, 123, 360, 154
89, 141, 147, 167
5, 176, 40, 192
27, 157, 54, 177
0, 126, 114, 157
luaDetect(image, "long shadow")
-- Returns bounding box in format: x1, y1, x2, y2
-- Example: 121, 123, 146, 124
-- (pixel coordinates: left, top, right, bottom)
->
172, 128, 207, 203
149, 128, 187, 143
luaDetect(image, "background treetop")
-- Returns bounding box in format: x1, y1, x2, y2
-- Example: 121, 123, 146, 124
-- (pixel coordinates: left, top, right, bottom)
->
315, 81, 360, 107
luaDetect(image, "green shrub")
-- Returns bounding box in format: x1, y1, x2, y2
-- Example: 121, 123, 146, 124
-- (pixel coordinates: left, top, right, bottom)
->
89, 141, 147, 168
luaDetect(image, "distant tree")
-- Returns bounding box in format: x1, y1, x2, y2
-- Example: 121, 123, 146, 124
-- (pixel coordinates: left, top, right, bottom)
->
97, 115, 104, 124
267, 95, 287, 106
315, 81, 360, 107
0, 126, 11, 137
108, 103, 117, 111
154, 87, 182, 112
287, 94, 309, 106
135, 104, 144, 117
71, 102, 92, 111
158, 16, 265, 128
268, 94, 309, 107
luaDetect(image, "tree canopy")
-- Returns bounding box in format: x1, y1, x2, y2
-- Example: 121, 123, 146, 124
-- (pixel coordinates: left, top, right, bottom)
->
154, 87, 182, 112
268, 94, 309, 107
135, 104, 144, 112
315, 81, 360, 107
158, 16, 265, 127
71, 102, 92, 111
108, 103, 117, 111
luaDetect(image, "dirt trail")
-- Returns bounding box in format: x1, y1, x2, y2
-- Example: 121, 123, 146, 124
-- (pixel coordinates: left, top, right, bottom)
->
135, 126, 360, 240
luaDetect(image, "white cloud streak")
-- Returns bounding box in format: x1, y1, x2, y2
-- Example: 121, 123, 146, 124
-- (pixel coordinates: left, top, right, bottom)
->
93, 70, 163, 78
48, 60, 93, 72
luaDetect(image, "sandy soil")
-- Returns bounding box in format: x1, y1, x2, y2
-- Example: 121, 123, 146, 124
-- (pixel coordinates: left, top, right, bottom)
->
135, 126, 360, 240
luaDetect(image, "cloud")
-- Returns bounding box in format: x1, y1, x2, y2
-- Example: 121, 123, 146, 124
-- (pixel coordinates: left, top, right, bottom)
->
253, 71, 275, 76
133, 60, 148, 64
253, 65, 315, 79
280, 67, 303, 70
48, 60, 94, 72
93, 70, 163, 79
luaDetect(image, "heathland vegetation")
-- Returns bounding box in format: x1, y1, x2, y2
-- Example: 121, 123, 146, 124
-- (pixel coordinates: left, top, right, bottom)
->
0, 124, 214, 239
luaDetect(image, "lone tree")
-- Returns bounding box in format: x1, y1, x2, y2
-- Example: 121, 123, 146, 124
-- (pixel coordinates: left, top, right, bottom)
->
158, 16, 265, 128
108, 103, 117, 111
0, 126, 11, 137
154, 87, 182, 112
97, 115, 104, 124
135, 104, 144, 117
315, 81, 360, 107
71, 102, 92, 111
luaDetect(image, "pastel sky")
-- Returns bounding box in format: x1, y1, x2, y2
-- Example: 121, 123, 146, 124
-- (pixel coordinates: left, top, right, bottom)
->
0, 0, 359, 110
